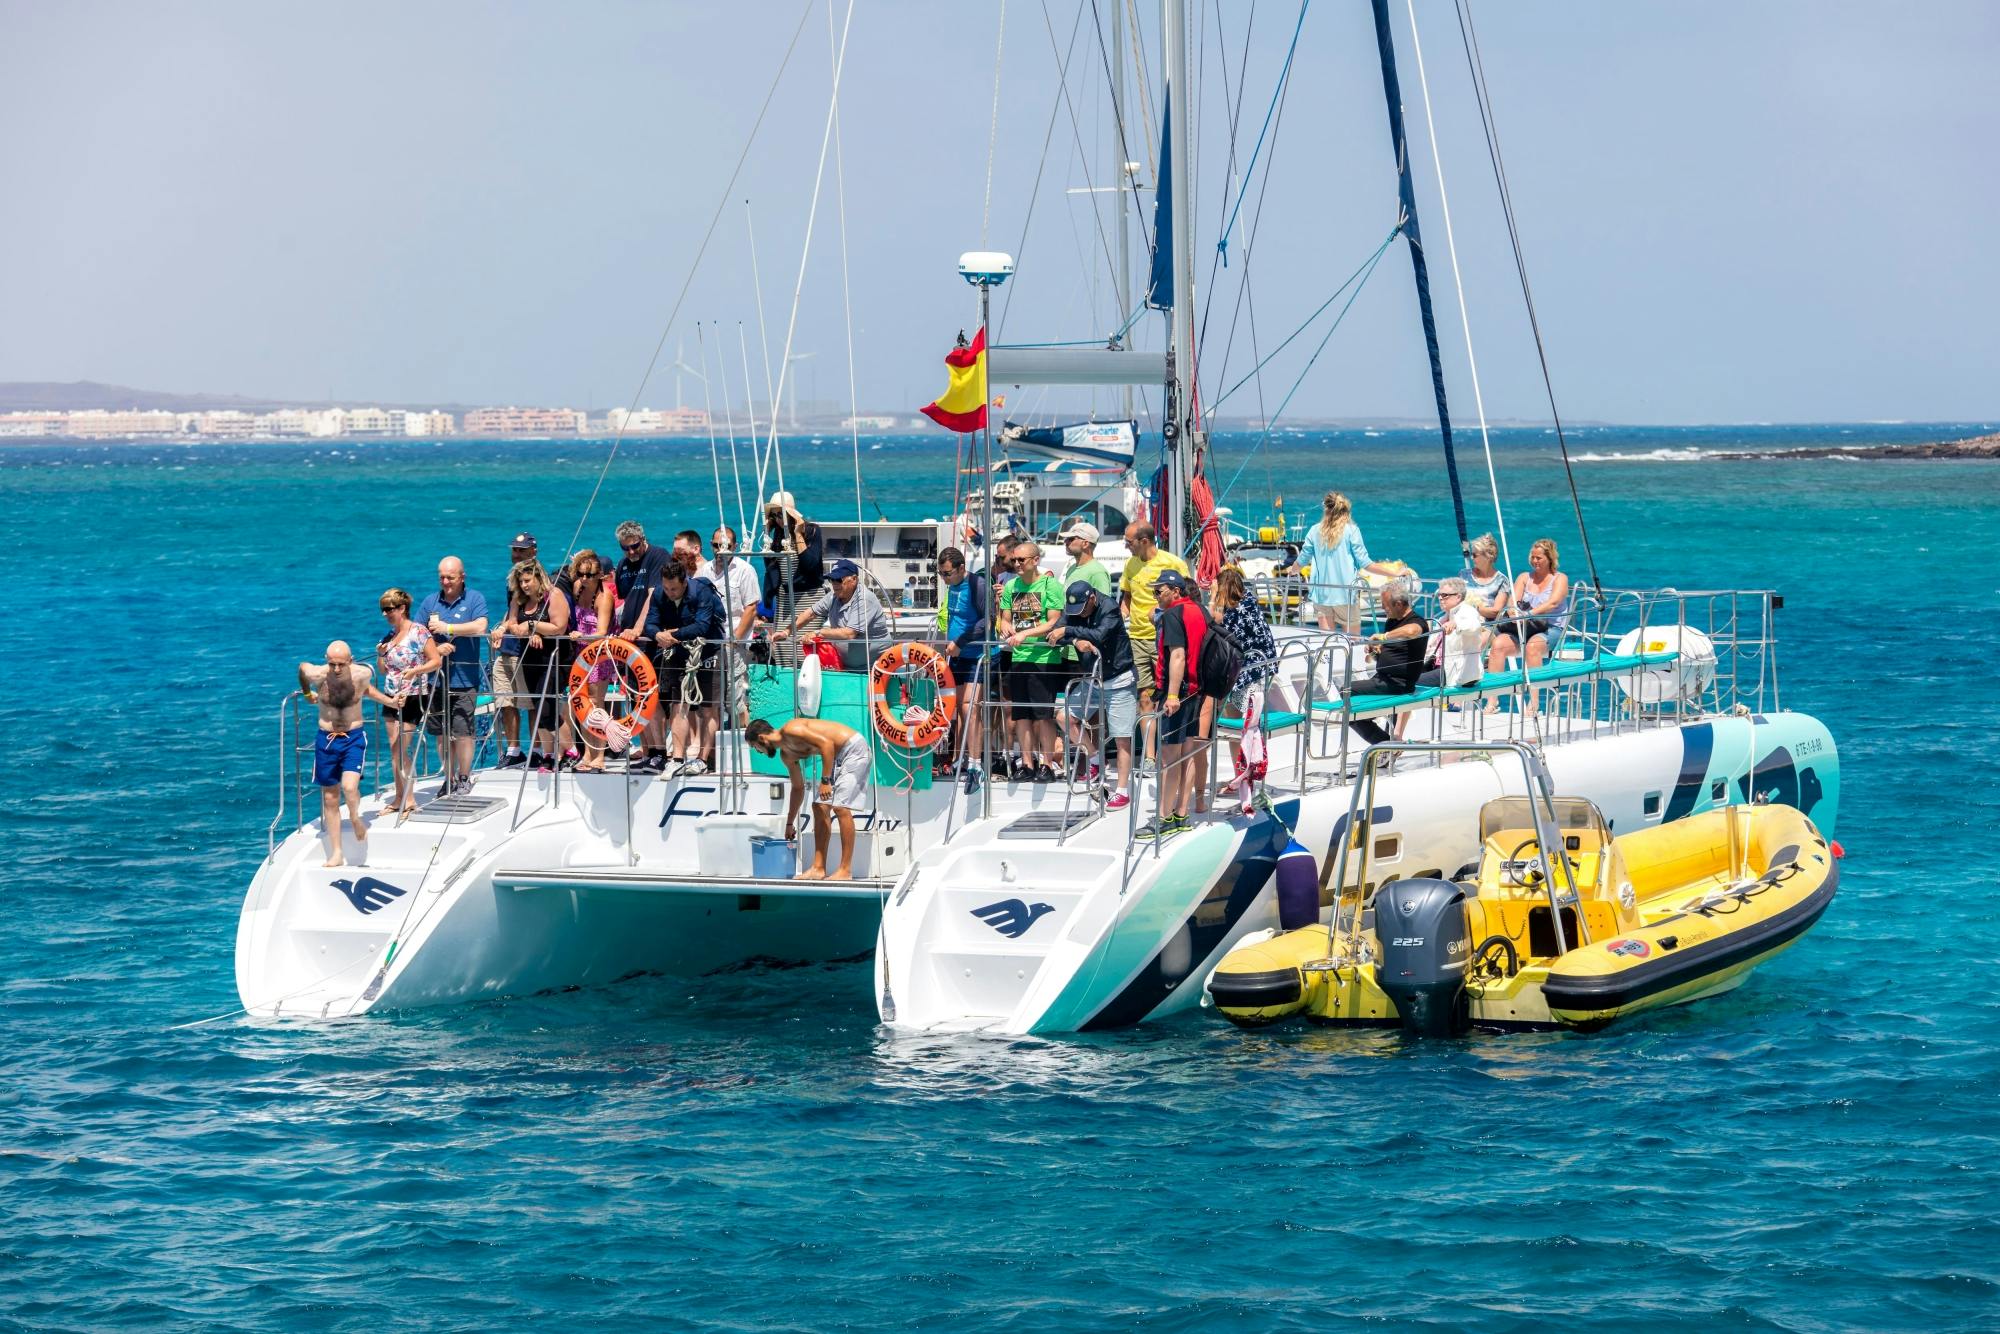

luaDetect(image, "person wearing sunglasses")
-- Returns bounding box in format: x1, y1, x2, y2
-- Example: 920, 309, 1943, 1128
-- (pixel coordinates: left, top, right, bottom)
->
611, 520, 674, 772
376, 586, 443, 814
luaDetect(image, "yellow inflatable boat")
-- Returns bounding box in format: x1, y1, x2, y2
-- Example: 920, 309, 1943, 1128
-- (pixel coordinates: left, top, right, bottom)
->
1209, 796, 1839, 1033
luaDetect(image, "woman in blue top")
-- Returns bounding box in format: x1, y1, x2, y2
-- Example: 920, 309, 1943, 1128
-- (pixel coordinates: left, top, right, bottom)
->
1280, 491, 1395, 633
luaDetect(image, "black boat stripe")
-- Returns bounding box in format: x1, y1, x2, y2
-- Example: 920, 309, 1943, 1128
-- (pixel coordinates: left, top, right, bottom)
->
1662, 723, 1715, 823
1541, 860, 1839, 1013
1079, 805, 1295, 1032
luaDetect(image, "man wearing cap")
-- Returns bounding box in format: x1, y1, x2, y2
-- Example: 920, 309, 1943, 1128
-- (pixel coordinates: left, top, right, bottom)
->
1060, 521, 1114, 598
612, 519, 675, 772
1118, 521, 1189, 759
1048, 579, 1136, 810
771, 558, 888, 652
1055, 522, 1114, 772
1145, 569, 1210, 839
491, 532, 538, 768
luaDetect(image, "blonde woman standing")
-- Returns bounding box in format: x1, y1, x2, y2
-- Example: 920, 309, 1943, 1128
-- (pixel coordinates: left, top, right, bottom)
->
1280, 491, 1396, 633
375, 587, 443, 815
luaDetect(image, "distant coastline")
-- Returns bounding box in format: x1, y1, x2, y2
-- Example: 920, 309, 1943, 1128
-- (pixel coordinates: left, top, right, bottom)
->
1713, 431, 2000, 461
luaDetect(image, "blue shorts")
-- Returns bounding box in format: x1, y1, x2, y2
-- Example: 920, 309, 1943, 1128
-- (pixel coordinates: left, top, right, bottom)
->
314, 728, 367, 787
951, 656, 987, 687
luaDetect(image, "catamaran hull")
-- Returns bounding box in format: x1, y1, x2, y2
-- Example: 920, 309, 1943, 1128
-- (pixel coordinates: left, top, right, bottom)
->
874, 712, 1840, 1034
235, 770, 972, 1019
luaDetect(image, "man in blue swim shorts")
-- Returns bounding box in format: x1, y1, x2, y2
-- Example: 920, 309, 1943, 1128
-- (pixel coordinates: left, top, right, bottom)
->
299, 641, 393, 867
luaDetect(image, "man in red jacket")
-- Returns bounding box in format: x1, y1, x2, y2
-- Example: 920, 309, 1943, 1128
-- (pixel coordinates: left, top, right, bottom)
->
1142, 570, 1210, 841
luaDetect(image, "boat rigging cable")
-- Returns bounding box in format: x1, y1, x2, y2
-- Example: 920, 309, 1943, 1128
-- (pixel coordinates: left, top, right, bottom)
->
761, 0, 857, 502
1028, 0, 1129, 333
698, 324, 728, 528
1392, 0, 1512, 584
1213, 0, 1307, 271
1212, 225, 1402, 506
997, 0, 1082, 340
170, 2, 829, 1032
719, 323, 752, 540
561, 0, 816, 561
1085, 0, 1157, 261
983, 0, 1008, 245
1195, 0, 1262, 358
825, 0, 880, 538
744, 203, 784, 502
1368, 0, 1472, 563
1452, 0, 1602, 590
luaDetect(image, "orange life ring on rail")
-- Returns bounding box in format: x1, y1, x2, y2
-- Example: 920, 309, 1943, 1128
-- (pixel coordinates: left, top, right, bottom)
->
569, 638, 660, 745
869, 643, 957, 750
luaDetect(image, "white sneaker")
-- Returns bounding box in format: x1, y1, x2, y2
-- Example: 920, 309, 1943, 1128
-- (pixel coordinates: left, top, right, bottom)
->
680, 759, 710, 777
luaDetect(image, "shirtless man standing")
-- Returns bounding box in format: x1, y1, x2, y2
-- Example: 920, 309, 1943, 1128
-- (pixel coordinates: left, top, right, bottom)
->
745, 716, 872, 881
299, 641, 395, 867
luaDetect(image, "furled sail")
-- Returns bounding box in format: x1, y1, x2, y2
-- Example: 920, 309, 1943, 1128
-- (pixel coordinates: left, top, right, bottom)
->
999, 419, 1137, 471
1370, 0, 1469, 556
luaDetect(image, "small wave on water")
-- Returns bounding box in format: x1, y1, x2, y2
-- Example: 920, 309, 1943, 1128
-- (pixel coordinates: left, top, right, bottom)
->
1571, 446, 1712, 462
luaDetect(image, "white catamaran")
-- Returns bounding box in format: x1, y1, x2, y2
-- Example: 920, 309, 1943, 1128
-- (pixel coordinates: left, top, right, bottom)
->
236, 0, 1839, 1026
873, 0, 1841, 1033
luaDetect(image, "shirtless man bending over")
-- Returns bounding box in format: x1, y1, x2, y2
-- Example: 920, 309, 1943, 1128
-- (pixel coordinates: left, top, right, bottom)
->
299, 641, 396, 867
746, 716, 872, 881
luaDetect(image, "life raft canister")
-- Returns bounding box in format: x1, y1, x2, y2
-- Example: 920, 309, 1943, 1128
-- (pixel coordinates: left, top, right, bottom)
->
569, 638, 660, 744
869, 643, 957, 750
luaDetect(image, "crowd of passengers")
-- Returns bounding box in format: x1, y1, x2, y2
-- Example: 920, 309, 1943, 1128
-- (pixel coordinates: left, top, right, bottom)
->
296, 486, 1573, 852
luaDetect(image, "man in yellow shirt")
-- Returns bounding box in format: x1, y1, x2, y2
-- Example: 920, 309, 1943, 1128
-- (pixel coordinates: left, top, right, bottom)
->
1119, 521, 1190, 748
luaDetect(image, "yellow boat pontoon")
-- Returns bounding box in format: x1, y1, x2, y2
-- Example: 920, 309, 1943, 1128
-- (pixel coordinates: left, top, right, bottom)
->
1207, 741, 1840, 1034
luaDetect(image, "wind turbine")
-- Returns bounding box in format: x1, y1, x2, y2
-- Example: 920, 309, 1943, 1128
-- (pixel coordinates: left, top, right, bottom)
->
672, 337, 707, 412
783, 351, 816, 428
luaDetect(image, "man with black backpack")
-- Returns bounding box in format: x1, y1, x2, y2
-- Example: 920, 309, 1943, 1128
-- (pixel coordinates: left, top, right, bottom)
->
1142, 570, 1239, 840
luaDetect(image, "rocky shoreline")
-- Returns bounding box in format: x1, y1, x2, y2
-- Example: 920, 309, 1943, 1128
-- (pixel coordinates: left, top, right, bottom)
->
1716, 431, 2000, 461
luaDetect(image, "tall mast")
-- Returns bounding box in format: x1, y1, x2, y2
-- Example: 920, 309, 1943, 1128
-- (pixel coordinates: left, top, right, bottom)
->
1160, 0, 1197, 556
1370, 0, 1470, 560
1111, 0, 1133, 422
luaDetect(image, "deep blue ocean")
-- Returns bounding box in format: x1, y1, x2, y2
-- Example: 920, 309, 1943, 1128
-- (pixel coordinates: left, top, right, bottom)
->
4, 423, 1997, 1330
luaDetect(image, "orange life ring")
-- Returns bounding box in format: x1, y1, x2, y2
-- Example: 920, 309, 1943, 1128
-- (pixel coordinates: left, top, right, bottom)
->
869, 643, 957, 750
569, 638, 660, 744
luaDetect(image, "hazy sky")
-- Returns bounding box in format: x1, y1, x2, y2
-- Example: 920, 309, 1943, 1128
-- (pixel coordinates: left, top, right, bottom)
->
4, 1, 1996, 424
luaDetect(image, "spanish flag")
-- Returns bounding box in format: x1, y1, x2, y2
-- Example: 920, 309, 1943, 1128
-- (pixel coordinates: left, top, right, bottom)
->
920, 327, 988, 433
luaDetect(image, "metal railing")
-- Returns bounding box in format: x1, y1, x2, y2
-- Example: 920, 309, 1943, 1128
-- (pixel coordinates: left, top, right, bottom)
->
270, 580, 1788, 875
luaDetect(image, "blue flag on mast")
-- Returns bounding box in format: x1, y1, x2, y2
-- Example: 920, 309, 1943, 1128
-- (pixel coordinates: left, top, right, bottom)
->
1146, 92, 1173, 311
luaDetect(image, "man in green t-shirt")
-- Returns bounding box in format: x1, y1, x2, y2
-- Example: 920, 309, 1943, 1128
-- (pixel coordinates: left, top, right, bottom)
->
1060, 521, 1115, 597
1000, 541, 1068, 783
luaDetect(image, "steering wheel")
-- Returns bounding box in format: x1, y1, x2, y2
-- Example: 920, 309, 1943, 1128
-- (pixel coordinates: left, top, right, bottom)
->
1503, 837, 1582, 891
1503, 837, 1550, 888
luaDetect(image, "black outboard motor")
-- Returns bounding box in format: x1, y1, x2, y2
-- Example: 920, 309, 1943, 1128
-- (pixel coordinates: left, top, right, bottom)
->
1374, 878, 1470, 1037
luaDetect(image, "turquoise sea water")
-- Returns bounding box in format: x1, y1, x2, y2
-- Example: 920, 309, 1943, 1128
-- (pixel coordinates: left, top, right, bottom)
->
4, 424, 1998, 1330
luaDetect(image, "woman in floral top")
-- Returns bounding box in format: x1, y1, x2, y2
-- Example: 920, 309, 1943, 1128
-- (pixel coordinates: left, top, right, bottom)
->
1211, 567, 1279, 796
376, 586, 442, 816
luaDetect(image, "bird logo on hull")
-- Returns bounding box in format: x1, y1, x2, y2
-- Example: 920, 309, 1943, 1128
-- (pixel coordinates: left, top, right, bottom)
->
971, 898, 1055, 939
330, 875, 408, 915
